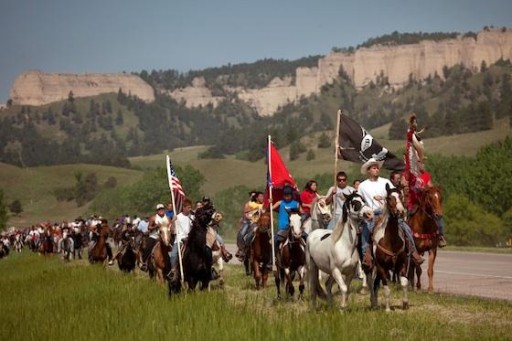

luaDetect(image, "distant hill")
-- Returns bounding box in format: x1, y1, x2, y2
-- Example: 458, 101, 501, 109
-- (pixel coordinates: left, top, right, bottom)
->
1, 28, 511, 169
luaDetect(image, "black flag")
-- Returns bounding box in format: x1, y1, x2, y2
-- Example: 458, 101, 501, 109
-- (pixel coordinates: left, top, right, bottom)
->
338, 113, 404, 171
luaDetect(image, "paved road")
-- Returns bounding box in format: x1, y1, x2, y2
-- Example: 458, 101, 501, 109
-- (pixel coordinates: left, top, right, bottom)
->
225, 244, 512, 301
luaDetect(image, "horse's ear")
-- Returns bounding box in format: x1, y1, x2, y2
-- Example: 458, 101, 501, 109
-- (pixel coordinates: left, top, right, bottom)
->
386, 183, 391, 193
342, 202, 348, 224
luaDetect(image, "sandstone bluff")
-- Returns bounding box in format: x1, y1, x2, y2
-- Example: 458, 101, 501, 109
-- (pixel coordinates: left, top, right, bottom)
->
9, 28, 512, 116
10, 71, 155, 106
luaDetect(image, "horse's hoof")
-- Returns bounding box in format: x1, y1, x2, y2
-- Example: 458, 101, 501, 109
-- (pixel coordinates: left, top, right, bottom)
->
359, 288, 368, 295
385, 308, 391, 313
403, 301, 409, 310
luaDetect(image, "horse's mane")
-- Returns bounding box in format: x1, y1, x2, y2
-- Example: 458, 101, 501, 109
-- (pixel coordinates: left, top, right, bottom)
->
188, 203, 215, 246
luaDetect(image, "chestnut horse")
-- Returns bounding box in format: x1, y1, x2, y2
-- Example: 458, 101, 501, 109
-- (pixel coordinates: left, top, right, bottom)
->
275, 211, 306, 300
89, 222, 110, 264
148, 224, 172, 285
250, 212, 272, 290
39, 227, 54, 255
366, 184, 409, 311
408, 186, 443, 291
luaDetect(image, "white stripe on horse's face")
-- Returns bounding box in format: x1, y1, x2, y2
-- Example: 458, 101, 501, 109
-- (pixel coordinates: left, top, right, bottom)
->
289, 213, 302, 237
391, 192, 405, 214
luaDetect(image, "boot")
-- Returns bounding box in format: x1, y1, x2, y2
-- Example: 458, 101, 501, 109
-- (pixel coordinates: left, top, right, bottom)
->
139, 262, 148, 272
167, 266, 178, 282
362, 247, 373, 270
221, 245, 233, 263
438, 235, 447, 248
405, 236, 424, 266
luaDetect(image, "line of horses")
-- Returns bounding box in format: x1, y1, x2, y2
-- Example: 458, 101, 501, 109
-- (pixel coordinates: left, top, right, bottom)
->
241, 184, 443, 311
3, 184, 443, 311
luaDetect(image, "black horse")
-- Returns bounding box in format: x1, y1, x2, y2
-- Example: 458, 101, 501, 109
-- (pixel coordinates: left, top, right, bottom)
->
169, 203, 215, 295
117, 234, 137, 273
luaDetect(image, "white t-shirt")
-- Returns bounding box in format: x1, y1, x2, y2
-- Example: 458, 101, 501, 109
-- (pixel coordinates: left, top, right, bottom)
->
326, 185, 355, 215
358, 177, 395, 211
176, 213, 193, 243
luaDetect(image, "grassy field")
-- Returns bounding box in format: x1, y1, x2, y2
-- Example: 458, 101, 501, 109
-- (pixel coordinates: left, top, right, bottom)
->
0, 163, 143, 226
1, 251, 511, 340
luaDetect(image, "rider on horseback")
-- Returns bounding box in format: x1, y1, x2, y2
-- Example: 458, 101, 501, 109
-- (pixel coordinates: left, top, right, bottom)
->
325, 171, 356, 230
270, 185, 305, 261
236, 191, 264, 260
169, 199, 193, 282
359, 158, 424, 270
202, 196, 232, 263
89, 217, 115, 265
405, 114, 447, 247
140, 204, 174, 272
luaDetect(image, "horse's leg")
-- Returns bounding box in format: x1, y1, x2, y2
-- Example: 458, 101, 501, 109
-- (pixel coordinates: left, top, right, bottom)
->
367, 268, 378, 310
379, 267, 391, 312
400, 264, 410, 310
415, 261, 422, 290
253, 259, 261, 290
217, 257, 224, 288
326, 275, 337, 307
274, 268, 282, 299
428, 248, 437, 292
298, 265, 306, 301
359, 260, 368, 294
331, 268, 349, 310
285, 268, 294, 299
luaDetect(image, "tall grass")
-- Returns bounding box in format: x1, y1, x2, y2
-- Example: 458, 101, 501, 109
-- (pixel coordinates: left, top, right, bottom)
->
1, 252, 511, 340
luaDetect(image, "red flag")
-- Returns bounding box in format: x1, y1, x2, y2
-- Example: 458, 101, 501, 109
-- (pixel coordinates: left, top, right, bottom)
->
264, 141, 298, 208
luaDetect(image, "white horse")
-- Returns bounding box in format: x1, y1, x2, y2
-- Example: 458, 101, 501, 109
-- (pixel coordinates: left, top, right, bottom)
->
302, 197, 332, 234
307, 192, 373, 309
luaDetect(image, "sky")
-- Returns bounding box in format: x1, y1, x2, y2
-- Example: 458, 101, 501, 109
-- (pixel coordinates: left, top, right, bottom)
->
1, 0, 512, 102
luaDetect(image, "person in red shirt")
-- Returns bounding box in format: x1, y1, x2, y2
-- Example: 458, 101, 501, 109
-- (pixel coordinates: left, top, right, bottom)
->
300, 180, 319, 220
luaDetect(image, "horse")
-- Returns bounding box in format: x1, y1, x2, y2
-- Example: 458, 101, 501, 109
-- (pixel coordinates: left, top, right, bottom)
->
148, 223, 172, 284
250, 212, 272, 290
307, 192, 373, 310
88, 222, 110, 264
275, 211, 307, 300
14, 234, 24, 253
39, 228, 54, 255
302, 197, 332, 234
61, 230, 74, 261
408, 186, 443, 291
366, 184, 409, 312
179, 203, 216, 293
117, 233, 138, 273
72, 229, 84, 260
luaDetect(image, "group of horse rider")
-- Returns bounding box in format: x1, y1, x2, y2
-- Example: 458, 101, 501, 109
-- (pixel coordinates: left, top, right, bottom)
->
137, 195, 233, 281
236, 113, 447, 269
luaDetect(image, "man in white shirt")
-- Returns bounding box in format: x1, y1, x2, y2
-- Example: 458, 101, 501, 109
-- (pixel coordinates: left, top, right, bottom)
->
169, 199, 194, 282
358, 158, 424, 269
325, 171, 355, 230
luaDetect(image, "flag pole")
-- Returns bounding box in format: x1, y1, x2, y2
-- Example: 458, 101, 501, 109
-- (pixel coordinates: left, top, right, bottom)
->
166, 155, 184, 285
268, 135, 277, 272
333, 109, 341, 213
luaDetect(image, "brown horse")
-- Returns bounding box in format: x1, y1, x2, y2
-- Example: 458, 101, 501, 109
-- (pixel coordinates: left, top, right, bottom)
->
250, 212, 272, 290
367, 184, 409, 311
89, 222, 110, 264
39, 227, 54, 255
148, 224, 172, 285
408, 186, 443, 291
275, 211, 306, 300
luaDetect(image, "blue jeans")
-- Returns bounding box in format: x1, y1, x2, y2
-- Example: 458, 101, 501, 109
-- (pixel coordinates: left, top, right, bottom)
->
170, 241, 180, 268
327, 212, 342, 230
361, 209, 381, 256
398, 218, 419, 254
238, 220, 251, 246
436, 216, 445, 235
216, 233, 224, 246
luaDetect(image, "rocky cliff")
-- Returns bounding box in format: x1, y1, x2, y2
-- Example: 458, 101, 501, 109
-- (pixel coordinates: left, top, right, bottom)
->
10, 70, 155, 105
168, 28, 512, 116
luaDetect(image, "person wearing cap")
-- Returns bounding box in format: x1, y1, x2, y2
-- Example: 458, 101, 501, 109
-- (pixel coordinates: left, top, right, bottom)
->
270, 185, 303, 259
139, 203, 174, 272
325, 171, 355, 230
358, 158, 424, 269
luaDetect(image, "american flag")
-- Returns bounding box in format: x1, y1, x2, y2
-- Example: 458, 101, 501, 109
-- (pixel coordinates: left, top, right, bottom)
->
166, 155, 185, 214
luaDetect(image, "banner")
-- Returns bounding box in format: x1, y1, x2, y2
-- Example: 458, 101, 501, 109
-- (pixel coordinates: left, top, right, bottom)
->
339, 113, 404, 171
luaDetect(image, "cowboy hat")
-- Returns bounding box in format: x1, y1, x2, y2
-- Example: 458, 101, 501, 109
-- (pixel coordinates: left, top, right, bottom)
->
361, 158, 384, 175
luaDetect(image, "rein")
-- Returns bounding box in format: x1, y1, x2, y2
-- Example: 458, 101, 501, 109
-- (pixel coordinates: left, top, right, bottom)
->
376, 242, 405, 263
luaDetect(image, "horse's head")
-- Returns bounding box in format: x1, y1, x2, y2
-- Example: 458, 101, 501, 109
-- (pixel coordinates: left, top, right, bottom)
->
195, 202, 215, 229
422, 186, 443, 217
257, 212, 271, 232
343, 191, 373, 223
385, 183, 405, 217
313, 197, 332, 227
159, 224, 172, 246
288, 210, 303, 239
